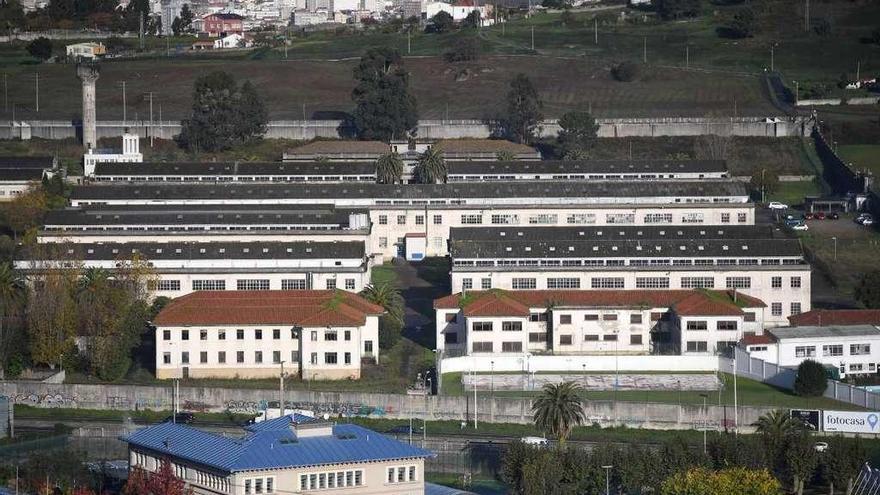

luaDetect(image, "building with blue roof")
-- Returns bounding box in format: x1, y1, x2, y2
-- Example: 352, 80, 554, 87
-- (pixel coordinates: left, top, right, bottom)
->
123, 413, 434, 495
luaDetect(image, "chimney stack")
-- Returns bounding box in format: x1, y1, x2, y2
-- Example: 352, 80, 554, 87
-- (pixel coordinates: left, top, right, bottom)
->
76, 63, 100, 150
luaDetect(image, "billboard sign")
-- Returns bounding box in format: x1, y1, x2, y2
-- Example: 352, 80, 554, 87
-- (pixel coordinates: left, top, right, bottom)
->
790, 409, 821, 431
823, 410, 880, 434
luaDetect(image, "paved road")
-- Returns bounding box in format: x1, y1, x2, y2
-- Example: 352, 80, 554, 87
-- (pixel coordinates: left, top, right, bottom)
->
392, 258, 449, 347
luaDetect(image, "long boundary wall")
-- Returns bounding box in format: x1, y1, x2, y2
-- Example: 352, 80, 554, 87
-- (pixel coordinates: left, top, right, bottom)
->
0, 116, 810, 142
0, 381, 769, 431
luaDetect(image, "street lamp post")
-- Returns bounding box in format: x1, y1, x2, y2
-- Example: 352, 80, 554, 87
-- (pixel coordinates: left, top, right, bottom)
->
793, 80, 799, 106
602, 465, 613, 495
700, 393, 708, 454
832, 236, 838, 261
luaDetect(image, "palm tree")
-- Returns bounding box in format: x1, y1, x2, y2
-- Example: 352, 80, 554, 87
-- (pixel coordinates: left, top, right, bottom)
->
531, 381, 585, 448
375, 152, 404, 184
754, 409, 804, 464
360, 283, 404, 325
78, 266, 111, 293
414, 146, 447, 184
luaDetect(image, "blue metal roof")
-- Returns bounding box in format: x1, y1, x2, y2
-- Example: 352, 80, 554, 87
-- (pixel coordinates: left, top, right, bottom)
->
123, 415, 432, 473
245, 413, 319, 432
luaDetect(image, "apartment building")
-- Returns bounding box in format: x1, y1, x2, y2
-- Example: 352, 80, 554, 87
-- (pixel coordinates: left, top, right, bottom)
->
744, 325, 880, 378
153, 290, 382, 380
124, 414, 433, 495
434, 289, 766, 357
14, 240, 371, 299
448, 225, 809, 327
39, 205, 370, 244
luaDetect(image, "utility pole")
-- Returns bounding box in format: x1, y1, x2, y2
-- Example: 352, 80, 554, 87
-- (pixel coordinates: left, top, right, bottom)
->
472, 367, 478, 429
34, 73, 38, 112
279, 361, 286, 418
530, 26, 534, 52
159, 103, 162, 139
685, 44, 689, 68
770, 43, 776, 72
139, 12, 145, 51
145, 92, 155, 147
594, 17, 597, 45
284, 26, 289, 59
856, 60, 861, 82
121, 81, 126, 125
804, 0, 809, 32
4, 73, 7, 113
793, 80, 799, 106
407, 30, 411, 55
642, 36, 646, 64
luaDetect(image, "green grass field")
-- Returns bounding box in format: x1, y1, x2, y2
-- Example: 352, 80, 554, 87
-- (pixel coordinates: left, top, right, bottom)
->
441, 372, 864, 411
1, 1, 876, 120
768, 180, 822, 207
838, 144, 880, 176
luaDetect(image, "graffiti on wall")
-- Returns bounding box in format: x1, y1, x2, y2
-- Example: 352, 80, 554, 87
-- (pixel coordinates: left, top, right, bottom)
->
13, 393, 78, 408
225, 400, 269, 414
289, 402, 392, 418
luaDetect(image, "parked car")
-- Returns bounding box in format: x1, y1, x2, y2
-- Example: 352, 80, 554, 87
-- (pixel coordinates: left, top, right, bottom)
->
768, 202, 788, 210
828, 212, 840, 220
521, 436, 549, 446
164, 412, 195, 424
804, 212, 814, 220
784, 218, 803, 227
814, 211, 826, 220
863, 218, 875, 226
790, 223, 809, 231
856, 213, 873, 224
814, 441, 829, 453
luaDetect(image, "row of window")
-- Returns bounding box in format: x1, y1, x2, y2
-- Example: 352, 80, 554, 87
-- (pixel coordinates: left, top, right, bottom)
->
770, 276, 803, 289
299, 470, 364, 491
150, 278, 357, 292
244, 477, 275, 494
162, 328, 352, 342
471, 276, 766, 291
561, 334, 643, 345
470, 334, 645, 351
454, 258, 805, 268
795, 344, 872, 358
446, 173, 721, 181
48, 225, 341, 232
771, 302, 802, 317
377, 212, 745, 227
161, 350, 360, 366
685, 321, 739, 331
387, 465, 418, 484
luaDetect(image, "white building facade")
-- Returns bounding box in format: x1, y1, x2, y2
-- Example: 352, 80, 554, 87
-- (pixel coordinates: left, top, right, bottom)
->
83, 133, 143, 177
154, 290, 382, 380
745, 325, 880, 378
434, 289, 765, 358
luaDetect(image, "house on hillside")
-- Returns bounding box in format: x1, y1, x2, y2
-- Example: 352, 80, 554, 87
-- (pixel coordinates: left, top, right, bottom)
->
202, 13, 245, 36
425, 0, 492, 24
214, 33, 251, 48
65, 42, 106, 60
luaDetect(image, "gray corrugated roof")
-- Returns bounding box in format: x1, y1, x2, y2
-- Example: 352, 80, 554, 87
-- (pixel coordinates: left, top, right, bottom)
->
44, 204, 360, 226
70, 180, 749, 201
769, 325, 880, 340
0, 169, 44, 181
449, 225, 789, 242
447, 159, 727, 175
93, 161, 377, 177
0, 156, 54, 169
450, 239, 804, 258
20, 240, 365, 261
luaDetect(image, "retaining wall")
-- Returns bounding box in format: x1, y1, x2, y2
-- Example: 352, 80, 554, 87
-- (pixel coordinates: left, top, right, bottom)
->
0, 381, 768, 431
441, 355, 720, 374
0, 116, 810, 142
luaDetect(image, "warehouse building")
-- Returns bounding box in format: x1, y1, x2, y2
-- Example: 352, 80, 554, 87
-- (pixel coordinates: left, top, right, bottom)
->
15, 240, 372, 298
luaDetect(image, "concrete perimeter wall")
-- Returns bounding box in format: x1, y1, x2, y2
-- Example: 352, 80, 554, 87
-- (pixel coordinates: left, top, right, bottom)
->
0, 381, 769, 431
442, 355, 720, 373
0, 116, 809, 142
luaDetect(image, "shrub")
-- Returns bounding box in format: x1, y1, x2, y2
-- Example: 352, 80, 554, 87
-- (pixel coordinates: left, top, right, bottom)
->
611, 61, 640, 82
26, 36, 52, 61
794, 359, 828, 397
443, 38, 480, 63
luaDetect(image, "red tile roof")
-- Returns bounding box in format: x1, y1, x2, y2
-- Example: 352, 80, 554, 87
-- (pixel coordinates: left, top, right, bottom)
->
435, 289, 764, 317
154, 290, 384, 327
741, 333, 776, 346
788, 310, 880, 327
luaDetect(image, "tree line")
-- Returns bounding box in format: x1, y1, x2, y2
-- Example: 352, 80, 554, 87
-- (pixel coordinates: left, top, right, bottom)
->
513, 381, 867, 495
